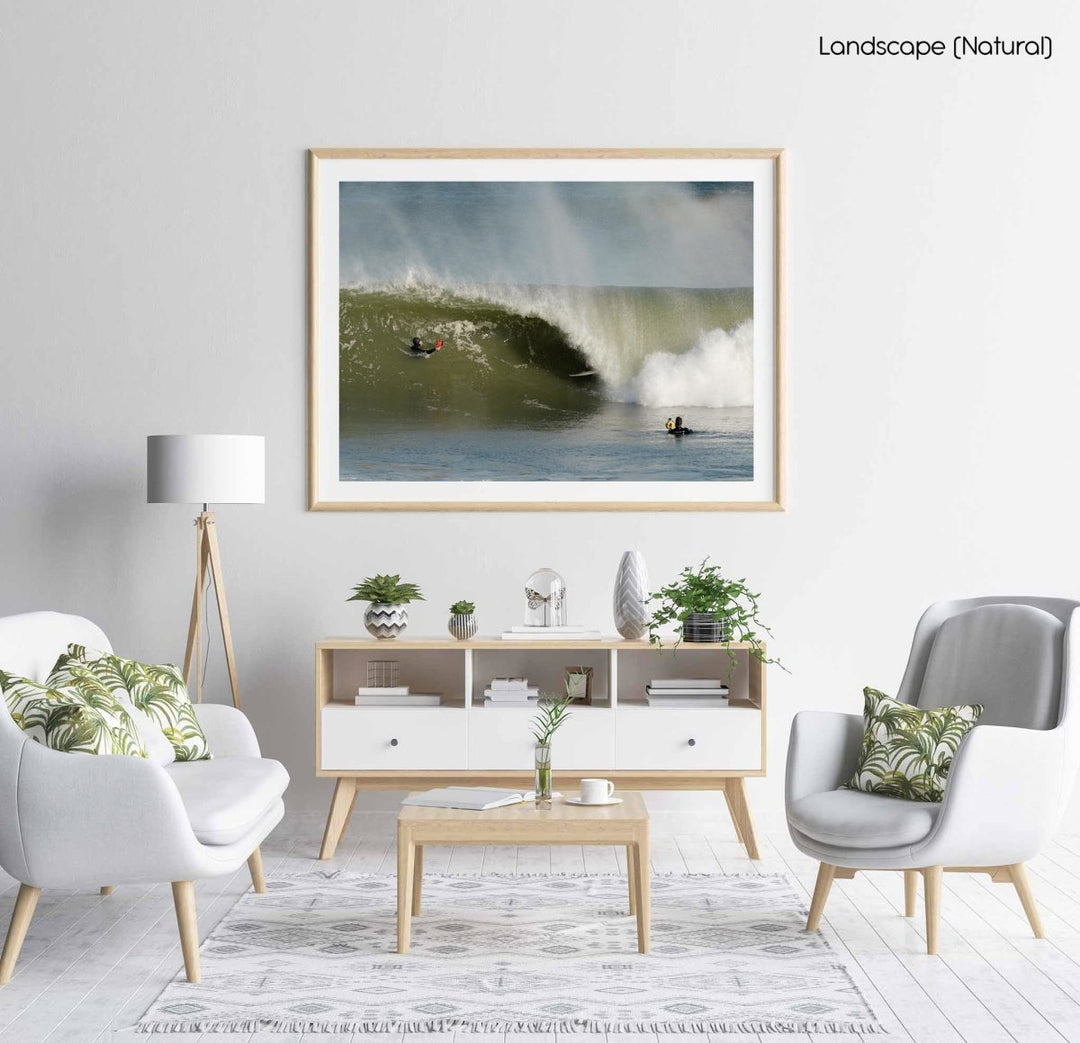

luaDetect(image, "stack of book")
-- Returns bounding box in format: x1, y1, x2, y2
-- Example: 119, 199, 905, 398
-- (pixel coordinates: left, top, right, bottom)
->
483, 677, 540, 705
645, 678, 729, 707
500, 625, 602, 641
354, 685, 442, 706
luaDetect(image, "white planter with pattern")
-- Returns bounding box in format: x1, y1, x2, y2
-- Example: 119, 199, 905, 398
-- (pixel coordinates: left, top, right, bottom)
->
364, 603, 408, 640
448, 613, 478, 641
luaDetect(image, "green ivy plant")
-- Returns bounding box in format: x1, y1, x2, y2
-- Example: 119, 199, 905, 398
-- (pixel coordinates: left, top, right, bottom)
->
449, 600, 476, 615
347, 574, 425, 605
646, 558, 783, 671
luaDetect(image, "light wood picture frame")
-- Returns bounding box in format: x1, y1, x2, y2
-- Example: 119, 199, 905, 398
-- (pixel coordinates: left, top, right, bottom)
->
309, 148, 785, 511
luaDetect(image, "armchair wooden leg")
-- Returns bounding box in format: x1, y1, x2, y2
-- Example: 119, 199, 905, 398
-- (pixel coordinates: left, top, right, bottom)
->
1007, 863, 1045, 939
904, 870, 918, 917
0, 884, 41, 985
100, 886, 114, 896
171, 881, 200, 983
923, 866, 942, 954
806, 863, 836, 931
247, 847, 266, 894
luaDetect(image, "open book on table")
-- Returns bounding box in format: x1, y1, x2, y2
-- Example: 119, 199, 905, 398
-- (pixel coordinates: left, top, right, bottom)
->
401, 787, 539, 811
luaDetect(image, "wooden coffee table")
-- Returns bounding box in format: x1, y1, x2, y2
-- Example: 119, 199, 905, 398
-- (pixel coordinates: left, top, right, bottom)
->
396, 791, 650, 954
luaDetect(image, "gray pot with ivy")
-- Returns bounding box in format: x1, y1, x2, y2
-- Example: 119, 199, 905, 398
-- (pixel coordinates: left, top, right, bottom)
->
530, 691, 573, 810
348, 574, 424, 640
448, 599, 477, 641
647, 559, 781, 672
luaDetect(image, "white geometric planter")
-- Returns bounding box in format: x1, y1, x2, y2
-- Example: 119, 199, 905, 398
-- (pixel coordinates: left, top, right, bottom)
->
364, 603, 408, 640
613, 550, 649, 641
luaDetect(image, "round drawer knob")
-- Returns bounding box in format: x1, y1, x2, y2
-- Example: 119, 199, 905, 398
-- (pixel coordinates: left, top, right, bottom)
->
389, 738, 399, 747
687, 738, 696, 747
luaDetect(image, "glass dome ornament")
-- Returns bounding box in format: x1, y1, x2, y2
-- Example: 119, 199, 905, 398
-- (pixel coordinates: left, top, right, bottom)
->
524, 567, 566, 627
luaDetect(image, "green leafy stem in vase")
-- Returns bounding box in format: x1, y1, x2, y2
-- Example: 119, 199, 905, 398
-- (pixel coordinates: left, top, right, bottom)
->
449, 599, 475, 615
530, 692, 573, 746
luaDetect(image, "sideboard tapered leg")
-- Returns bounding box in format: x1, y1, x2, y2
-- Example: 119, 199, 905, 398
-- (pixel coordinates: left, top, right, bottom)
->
723, 778, 761, 859
320, 777, 358, 860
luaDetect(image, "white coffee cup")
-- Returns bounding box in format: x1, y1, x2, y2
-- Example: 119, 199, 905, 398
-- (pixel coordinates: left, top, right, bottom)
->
580, 778, 616, 804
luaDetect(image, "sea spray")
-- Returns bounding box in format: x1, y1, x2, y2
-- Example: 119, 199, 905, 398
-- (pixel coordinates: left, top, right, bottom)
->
339, 181, 753, 292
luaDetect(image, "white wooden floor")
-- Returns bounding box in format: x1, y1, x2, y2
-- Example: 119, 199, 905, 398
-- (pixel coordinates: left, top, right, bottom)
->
2, 809, 1080, 1043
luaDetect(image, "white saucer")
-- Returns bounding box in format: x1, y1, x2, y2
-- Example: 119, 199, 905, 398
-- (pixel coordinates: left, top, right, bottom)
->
564, 796, 623, 806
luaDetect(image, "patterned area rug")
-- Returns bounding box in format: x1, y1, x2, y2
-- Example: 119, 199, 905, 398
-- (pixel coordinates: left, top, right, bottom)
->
137, 872, 883, 1034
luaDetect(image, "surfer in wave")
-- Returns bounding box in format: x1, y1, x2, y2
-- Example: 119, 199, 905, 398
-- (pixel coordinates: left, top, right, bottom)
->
667, 415, 694, 436
409, 335, 443, 357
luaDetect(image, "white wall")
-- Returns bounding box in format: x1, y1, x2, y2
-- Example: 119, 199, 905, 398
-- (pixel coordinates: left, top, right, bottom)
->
2, 0, 1078, 829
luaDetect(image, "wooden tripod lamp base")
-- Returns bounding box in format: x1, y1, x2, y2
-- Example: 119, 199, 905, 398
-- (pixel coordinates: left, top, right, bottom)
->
182, 511, 242, 709
147, 434, 265, 711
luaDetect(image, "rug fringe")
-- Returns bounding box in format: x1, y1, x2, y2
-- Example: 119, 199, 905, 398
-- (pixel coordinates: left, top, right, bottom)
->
135, 1016, 887, 1034
270, 869, 784, 880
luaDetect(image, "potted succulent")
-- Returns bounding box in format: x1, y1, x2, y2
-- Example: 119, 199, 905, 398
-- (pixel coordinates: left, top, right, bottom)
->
448, 599, 477, 641
530, 690, 573, 810
347, 574, 424, 640
647, 559, 781, 671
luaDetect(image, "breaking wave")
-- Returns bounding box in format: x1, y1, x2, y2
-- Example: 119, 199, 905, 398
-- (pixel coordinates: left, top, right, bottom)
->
340, 280, 752, 410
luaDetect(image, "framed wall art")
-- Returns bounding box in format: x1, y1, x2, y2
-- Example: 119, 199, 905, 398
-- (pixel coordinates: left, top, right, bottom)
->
309, 148, 785, 511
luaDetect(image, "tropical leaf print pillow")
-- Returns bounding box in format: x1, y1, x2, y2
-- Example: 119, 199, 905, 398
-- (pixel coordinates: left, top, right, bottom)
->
846, 687, 982, 803
0, 670, 146, 757
50, 658, 176, 766
50, 645, 212, 762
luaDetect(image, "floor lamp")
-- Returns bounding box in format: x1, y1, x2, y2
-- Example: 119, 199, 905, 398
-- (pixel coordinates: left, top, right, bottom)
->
147, 435, 265, 709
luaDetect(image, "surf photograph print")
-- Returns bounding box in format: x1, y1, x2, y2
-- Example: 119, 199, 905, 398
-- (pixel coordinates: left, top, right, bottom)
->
309, 150, 784, 510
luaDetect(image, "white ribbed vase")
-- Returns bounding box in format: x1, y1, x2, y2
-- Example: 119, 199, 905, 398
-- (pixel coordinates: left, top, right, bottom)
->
364, 603, 408, 640
613, 550, 649, 641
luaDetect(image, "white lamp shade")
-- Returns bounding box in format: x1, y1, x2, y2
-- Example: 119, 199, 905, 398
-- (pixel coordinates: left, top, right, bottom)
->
147, 435, 265, 505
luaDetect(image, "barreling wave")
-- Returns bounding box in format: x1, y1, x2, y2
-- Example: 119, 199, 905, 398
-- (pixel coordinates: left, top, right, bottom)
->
339, 280, 752, 420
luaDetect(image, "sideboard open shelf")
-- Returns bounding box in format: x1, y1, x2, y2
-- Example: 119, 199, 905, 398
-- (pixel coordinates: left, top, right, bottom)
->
315, 637, 767, 860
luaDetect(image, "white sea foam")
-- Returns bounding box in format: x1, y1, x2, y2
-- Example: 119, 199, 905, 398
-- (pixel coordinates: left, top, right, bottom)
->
611, 322, 754, 408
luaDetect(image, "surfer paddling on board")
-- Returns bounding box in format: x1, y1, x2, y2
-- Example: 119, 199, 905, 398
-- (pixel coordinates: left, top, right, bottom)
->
409, 336, 443, 357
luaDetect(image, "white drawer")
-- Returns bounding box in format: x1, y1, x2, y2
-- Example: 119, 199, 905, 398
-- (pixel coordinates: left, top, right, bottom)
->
615, 708, 762, 771
468, 709, 615, 770
320, 706, 468, 770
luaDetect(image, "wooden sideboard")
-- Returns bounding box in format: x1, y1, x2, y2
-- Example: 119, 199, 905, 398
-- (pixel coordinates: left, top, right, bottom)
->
315, 637, 766, 860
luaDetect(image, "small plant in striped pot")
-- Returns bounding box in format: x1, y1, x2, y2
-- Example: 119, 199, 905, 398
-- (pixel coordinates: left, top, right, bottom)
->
447, 599, 477, 641
348, 574, 424, 640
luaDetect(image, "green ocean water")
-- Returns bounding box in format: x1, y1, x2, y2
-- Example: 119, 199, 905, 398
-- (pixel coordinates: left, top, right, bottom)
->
338, 282, 754, 482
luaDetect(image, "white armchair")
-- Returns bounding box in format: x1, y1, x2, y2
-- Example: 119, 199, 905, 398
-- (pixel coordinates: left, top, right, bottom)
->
786, 597, 1080, 954
0, 611, 289, 983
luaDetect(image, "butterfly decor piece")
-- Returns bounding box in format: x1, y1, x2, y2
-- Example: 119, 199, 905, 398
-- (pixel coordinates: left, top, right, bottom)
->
525, 587, 565, 610
523, 568, 567, 627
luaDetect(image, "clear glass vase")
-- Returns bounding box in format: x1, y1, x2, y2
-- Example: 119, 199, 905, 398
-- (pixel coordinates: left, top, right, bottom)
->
534, 743, 553, 809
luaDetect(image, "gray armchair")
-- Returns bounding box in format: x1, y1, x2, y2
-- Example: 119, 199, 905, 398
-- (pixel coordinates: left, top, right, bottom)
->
786, 597, 1080, 954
